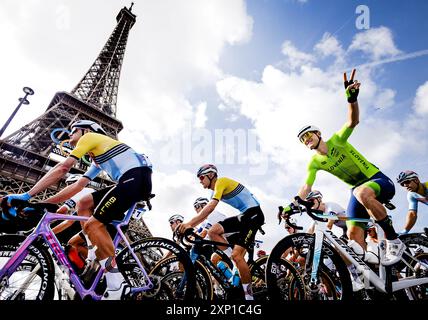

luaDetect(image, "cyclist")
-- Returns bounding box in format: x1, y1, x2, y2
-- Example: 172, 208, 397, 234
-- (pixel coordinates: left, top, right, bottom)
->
193, 197, 238, 280
295, 69, 403, 266
178, 164, 265, 300
193, 197, 228, 241
2, 120, 153, 300
396, 170, 428, 234
305, 190, 348, 238
169, 214, 184, 235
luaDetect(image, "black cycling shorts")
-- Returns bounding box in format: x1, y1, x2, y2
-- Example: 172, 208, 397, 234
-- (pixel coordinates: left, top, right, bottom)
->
218, 206, 265, 250
91, 167, 152, 224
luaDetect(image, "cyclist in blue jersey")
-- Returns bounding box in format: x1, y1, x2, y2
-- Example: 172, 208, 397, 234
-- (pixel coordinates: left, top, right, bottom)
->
2, 120, 153, 300
397, 170, 428, 234
178, 164, 265, 300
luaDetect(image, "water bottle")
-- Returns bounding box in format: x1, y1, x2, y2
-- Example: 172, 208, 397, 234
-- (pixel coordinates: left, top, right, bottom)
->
230, 267, 240, 287
217, 261, 232, 280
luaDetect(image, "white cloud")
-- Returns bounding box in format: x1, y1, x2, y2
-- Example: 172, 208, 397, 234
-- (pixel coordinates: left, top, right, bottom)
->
413, 81, 428, 115
115, 0, 253, 142
348, 26, 402, 60
0, 0, 253, 144
281, 40, 315, 70
373, 88, 396, 110
143, 169, 210, 237
194, 102, 208, 128
314, 33, 345, 63
216, 32, 407, 207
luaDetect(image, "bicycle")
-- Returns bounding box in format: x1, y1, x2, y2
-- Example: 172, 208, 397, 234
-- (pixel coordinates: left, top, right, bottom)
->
0, 198, 196, 300
266, 196, 428, 300
177, 228, 295, 300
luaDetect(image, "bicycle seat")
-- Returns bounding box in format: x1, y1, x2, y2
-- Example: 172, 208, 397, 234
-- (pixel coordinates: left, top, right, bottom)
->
383, 201, 396, 210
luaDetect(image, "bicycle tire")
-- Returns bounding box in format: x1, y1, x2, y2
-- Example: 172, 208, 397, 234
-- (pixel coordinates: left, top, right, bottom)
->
116, 237, 197, 300
266, 233, 352, 300
151, 256, 213, 300
0, 234, 55, 300
403, 252, 428, 300
249, 255, 268, 300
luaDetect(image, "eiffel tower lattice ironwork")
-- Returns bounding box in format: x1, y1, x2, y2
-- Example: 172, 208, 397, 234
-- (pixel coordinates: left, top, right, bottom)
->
0, 3, 152, 238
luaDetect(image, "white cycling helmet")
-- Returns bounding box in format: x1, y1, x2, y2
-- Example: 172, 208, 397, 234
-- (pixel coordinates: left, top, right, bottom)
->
65, 174, 83, 184
297, 125, 320, 142
396, 170, 419, 184
193, 197, 209, 208
71, 120, 107, 135
168, 214, 184, 224
196, 164, 218, 178
305, 190, 323, 201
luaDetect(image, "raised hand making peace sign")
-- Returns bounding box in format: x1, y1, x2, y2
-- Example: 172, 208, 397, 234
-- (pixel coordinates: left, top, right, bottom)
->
343, 68, 360, 103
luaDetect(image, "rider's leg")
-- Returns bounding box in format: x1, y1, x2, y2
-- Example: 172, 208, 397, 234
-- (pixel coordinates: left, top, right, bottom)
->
231, 245, 253, 300
208, 224, 234, 271
76, 194, 95, 228
68, 232, 88, 258
353, 185, 398, 240
347, 223, 366, 249
352, 176, 404, 265
208, 223, 228, 251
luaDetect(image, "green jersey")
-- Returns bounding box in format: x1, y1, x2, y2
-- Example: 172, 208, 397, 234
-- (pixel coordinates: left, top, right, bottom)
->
305, 125, 380, 187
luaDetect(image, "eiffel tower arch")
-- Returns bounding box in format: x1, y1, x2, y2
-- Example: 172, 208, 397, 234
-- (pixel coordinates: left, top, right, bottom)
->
0, 4, 152, 238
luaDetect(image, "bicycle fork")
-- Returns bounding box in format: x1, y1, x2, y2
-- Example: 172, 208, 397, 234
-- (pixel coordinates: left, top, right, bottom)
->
309, 230, 324, 292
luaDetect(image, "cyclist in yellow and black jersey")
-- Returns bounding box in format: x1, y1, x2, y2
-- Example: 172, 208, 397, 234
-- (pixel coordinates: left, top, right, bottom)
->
178, 164, 265, 300
3, 120, 152, 300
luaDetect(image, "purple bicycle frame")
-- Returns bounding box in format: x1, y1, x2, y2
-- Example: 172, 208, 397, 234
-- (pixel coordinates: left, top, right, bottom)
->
0, 203, 154, 300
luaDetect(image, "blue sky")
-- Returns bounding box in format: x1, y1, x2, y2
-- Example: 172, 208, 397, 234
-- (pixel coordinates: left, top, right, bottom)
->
0, 0, 427, 252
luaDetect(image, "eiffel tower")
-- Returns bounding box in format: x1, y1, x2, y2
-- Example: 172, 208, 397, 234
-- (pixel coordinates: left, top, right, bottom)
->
0, 3, 152, 238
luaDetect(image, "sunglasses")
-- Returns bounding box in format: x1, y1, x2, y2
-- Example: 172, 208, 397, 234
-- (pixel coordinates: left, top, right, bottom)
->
300, 131, 314, 143
400, 180, 413, 187
198, 175, 206, 181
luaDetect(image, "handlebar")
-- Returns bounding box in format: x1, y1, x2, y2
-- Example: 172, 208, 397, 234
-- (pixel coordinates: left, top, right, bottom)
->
294, 196, 329, 223
175, 227, 235, 250
1, 198, 59, 214
278, 205, 303, 230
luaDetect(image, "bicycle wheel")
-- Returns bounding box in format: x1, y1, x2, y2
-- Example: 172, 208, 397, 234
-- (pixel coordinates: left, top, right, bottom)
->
0, 234, 55, 300
266, 233, 352, 300
249, 255, 268, 300
150, 256, 213, 300
116, 237, 196, 300
403, 252, 428, 300
266, 255, 306, 300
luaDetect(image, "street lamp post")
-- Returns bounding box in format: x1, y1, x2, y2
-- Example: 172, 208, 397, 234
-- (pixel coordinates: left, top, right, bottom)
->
0, 87, 34, 138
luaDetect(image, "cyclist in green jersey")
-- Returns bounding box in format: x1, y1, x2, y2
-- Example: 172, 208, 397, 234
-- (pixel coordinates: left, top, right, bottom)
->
294, 69, 404, 266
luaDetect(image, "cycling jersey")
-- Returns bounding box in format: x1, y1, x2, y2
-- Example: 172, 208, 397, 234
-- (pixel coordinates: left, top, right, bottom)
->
305, 125, 380, 187
69, 132, 152, 182
407, 182, 428, 212
211, 177, 260, 213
